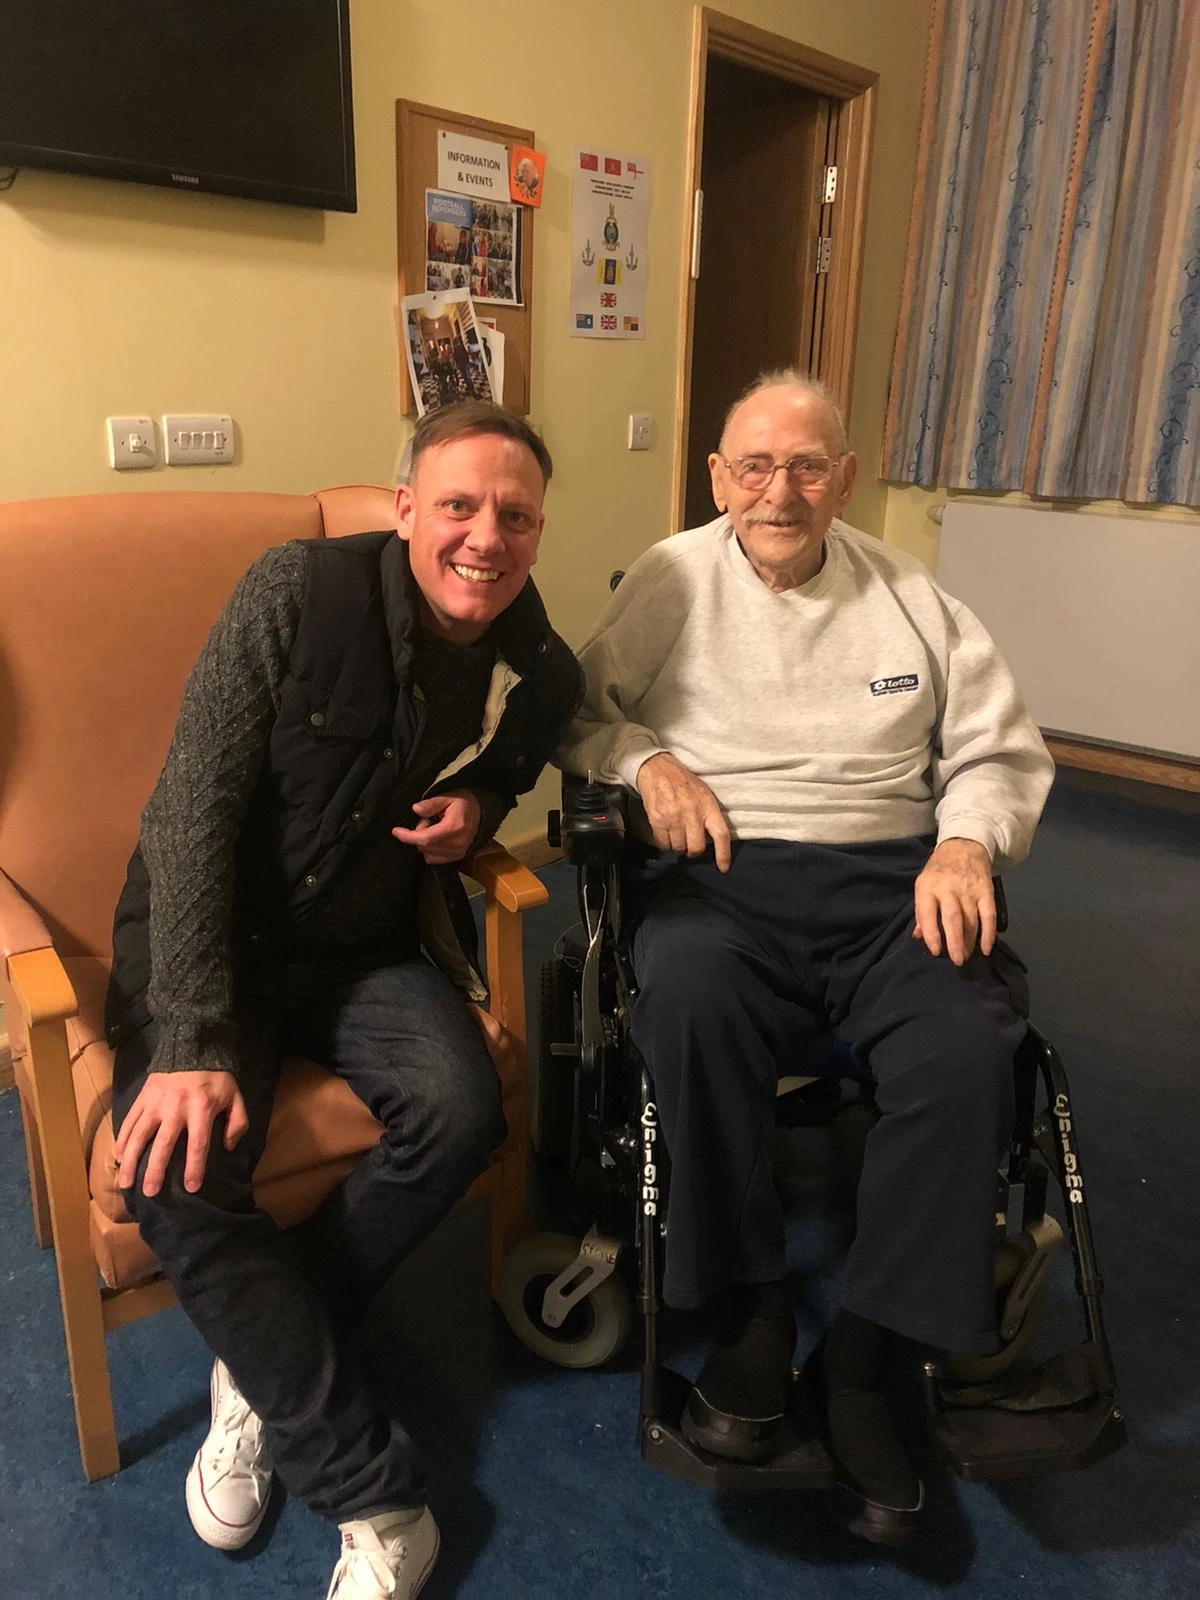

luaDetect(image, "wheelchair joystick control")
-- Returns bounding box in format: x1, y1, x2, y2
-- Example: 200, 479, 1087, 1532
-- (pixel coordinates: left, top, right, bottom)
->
560, 773, 627, 865
575, 780, 607, 814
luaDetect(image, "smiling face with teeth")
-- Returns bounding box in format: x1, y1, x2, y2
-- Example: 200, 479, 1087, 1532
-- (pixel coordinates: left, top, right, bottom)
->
394, 430, 546, 643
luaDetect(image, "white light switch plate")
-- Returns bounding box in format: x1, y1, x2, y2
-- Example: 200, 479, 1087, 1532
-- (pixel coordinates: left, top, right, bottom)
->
106, 416, 157, 471
628, 413, 652, 451
163, 413, 235, 466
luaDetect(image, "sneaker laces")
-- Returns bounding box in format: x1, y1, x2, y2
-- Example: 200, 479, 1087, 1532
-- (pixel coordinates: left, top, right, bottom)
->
204, 1380, 270, 1491
326, 1526, 410, 1599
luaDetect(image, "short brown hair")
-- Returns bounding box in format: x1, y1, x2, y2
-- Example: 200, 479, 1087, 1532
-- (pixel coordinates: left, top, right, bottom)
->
408, 402, 554, 487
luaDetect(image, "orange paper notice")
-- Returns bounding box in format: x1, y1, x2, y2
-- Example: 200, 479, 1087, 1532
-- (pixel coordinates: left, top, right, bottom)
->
510, 146, 545, 207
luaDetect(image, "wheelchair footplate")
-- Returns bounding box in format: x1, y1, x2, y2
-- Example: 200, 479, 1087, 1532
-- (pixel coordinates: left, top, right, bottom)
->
924, 1342, 1126, 1481
639, 1365, 834, 1490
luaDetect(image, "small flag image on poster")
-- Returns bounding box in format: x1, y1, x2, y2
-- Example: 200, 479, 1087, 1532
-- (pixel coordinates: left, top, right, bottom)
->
579, 152, 598, 170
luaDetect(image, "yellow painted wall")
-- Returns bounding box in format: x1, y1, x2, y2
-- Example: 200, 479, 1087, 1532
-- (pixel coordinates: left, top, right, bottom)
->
0, 0, 933, 842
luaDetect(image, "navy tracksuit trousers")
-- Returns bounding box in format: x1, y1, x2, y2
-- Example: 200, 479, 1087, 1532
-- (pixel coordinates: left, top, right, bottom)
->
627, 837, 1028, 1355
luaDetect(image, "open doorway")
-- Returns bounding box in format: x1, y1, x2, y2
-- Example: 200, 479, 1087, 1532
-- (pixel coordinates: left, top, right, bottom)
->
675, 10, 878, 529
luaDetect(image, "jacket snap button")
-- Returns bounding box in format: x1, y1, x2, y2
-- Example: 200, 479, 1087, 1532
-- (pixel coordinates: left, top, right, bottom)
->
537, 641, 548, 655
309, 711, 325, 727
515, 755, 526, 767
383, 748, 395, 761
304, 873, 317, 887
352, 810, 363, 822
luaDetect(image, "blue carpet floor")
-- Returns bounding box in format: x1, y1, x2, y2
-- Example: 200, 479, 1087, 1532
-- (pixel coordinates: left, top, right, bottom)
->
1, 767, 1197, 1599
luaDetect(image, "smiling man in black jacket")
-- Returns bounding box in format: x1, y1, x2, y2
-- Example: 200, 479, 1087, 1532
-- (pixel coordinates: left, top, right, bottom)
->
105, 402, 581, 1600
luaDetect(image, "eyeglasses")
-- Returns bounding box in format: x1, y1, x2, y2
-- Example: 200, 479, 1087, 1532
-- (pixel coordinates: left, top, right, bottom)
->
720, 453, 844, 490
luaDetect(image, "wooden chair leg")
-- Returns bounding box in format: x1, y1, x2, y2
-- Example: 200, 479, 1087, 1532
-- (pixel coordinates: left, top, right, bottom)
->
11, 958, 122, 1481
489, 1147, 528, 1297
57, 1245, 121, 1481
17, 1081, 53, 1249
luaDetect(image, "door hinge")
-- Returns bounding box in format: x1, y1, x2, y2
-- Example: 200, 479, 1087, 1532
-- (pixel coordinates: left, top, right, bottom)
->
822, 164, 838, 204
815, 236, 832, 275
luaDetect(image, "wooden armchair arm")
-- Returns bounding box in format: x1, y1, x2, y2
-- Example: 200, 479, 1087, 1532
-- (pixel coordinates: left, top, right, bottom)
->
8, 946, 79, 1031
460, 840, 546, 1067
463, 841, 550, 912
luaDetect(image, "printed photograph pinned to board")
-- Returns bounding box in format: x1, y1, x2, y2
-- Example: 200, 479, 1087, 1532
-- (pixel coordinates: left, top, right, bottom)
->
401, 287, 495, 416
425, 189, 522, 303
570, 147, 649, 339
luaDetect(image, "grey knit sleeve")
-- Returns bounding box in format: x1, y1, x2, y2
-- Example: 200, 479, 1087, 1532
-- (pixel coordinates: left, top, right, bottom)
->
141, 543, 308, 1076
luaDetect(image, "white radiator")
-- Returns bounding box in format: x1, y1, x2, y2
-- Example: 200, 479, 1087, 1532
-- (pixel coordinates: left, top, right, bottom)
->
936, 502, 1200, 761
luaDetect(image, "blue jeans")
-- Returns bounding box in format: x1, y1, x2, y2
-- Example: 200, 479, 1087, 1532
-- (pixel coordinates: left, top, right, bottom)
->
112, 953, 505, 1521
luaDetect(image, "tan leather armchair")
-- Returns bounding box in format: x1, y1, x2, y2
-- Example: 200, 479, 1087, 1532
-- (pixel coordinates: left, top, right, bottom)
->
0, 485, 547, 1482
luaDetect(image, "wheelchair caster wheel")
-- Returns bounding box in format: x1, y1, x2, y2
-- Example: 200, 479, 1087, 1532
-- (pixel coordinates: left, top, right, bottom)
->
499, 1232, 633, 1368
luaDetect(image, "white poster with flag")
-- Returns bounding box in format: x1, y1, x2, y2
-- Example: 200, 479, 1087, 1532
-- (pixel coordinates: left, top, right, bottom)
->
570, 147, 650, 339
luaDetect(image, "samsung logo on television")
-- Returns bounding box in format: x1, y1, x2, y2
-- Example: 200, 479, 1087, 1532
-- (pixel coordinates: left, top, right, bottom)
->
170, 173, 200, 185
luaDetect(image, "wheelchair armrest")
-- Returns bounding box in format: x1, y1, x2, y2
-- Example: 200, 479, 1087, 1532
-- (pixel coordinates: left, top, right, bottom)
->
994, 877, 1008, 935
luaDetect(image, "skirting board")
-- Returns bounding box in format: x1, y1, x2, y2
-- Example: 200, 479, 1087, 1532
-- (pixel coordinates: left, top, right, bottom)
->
1046, 736, 1200, 794
498, 827, 563, 871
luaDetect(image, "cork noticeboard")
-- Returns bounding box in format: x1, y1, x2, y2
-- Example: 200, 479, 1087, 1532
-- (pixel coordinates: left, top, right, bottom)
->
396, 99, 535, 416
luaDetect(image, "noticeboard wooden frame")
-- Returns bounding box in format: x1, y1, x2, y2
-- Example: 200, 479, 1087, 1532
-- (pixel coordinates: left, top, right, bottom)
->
396, 99, 535, 416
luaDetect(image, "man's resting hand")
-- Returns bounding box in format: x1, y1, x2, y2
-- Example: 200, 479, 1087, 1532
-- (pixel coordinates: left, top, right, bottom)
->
392, 789, 482, 864
114, 1070, 249, 1198
913, 836, 996, 966
636, 753, 732, 872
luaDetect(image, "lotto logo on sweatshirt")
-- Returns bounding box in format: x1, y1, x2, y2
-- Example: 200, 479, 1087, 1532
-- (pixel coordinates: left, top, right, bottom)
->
869, 674, 919, 696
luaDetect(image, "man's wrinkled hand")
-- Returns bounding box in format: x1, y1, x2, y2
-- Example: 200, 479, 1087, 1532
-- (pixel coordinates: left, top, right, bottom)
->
913, 836, 996, 966
635, 752, 732, 871
392, 789, 482, 864
113, 1069, 248, 1198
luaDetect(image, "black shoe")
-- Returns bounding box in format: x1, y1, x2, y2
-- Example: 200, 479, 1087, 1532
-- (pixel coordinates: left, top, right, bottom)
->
681, 1382, 789, 1464
805, 1342, 924, 1547
825, 1471, 924, 1548
680, 1303, 797, 1465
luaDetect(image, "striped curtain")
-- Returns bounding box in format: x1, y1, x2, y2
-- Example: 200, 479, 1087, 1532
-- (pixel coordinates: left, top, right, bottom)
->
882, 0, 1200, 506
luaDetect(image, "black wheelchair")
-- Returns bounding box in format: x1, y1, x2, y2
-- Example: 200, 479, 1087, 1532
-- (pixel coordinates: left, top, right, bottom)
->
499, 775, 1126, 1491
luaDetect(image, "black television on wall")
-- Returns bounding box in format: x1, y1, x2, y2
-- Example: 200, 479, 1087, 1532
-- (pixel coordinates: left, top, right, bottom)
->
0, 1, 356, 212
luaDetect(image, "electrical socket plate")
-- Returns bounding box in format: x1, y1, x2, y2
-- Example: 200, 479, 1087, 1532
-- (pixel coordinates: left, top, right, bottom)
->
106, 415, 157, 471
163, 413, 235, 466
628, 413, 652, 451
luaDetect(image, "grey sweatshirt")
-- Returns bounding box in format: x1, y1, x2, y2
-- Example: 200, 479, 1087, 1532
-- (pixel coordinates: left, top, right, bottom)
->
560, 516, 1054, 871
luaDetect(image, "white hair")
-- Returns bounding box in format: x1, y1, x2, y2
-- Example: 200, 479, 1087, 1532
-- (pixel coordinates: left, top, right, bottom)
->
719, 369, 848, 454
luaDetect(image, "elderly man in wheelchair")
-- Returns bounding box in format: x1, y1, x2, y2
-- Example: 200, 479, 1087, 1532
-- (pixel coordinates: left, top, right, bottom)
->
503, 371, 1123, 1546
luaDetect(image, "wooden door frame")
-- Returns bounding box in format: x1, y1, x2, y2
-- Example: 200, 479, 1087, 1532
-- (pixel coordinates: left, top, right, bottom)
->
673, 8, 878, 528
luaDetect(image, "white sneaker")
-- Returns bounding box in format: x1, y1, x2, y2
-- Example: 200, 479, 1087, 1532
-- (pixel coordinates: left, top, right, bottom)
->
326, 1508, 440, 1600
185, 1358, 274, 1550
